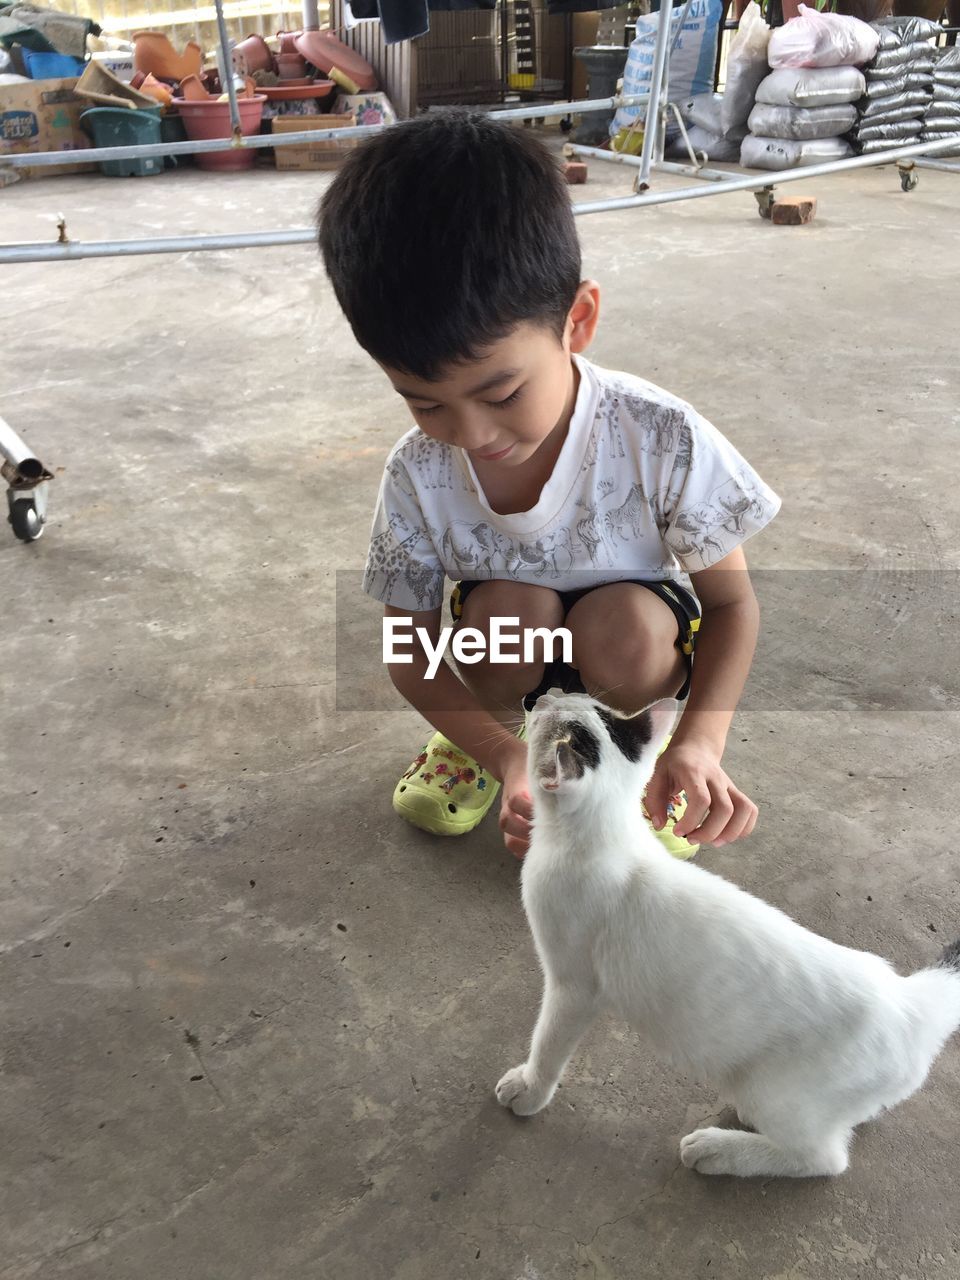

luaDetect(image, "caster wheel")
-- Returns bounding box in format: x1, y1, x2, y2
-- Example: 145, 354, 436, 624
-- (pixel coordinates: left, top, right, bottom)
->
899, 169, 918, 192
9, 498, 45, 542
560, 116, 573, 133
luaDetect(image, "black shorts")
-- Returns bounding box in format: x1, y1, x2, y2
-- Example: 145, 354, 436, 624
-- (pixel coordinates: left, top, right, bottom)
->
449, 578, 700, 706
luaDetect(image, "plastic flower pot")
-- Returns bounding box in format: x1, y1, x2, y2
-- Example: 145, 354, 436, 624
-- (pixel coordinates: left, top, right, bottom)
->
132, 31, 203, 81
79, 106, 163, 176
175, 96, 267, 171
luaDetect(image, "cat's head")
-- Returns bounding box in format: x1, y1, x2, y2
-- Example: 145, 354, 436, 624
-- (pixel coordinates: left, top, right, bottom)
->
526, 692, 678, 807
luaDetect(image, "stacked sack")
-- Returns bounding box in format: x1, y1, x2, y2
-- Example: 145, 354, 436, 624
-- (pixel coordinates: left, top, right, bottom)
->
741, 5, 879, 170
922, 46, 960, 157
674, 1, 770, 163
852, 16, 939, 155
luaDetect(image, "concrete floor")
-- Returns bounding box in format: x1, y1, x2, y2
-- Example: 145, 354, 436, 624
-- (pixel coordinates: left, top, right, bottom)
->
1, 148, 959, 1280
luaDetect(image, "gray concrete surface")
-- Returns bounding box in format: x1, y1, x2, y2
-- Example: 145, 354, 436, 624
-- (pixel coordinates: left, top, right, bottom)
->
1, 149, 958, 1280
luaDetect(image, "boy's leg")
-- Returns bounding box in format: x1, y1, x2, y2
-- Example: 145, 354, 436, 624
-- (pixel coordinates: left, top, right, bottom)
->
393, 581, 564, 837
565, 583, 688, 709
566, 583, 699, 858
455, 580, 566, 723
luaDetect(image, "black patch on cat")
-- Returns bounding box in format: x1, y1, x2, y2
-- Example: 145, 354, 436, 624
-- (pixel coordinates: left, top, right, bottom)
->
937, 937, 960, 972
562, 721, 601, 772
597, 708, 653, 762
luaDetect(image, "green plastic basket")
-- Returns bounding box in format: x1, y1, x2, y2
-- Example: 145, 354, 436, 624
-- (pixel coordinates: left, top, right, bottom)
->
79, 107, 163, 177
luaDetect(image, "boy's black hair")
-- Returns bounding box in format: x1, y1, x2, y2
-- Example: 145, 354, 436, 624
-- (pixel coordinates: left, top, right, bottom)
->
316, 109, 582, 381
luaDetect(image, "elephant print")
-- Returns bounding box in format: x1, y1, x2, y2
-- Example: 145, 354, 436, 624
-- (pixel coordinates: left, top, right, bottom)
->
440, 521, 512, 575
509, 528, 575, 576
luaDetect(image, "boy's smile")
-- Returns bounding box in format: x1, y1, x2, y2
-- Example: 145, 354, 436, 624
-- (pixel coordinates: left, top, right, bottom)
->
379, 283, 601, 475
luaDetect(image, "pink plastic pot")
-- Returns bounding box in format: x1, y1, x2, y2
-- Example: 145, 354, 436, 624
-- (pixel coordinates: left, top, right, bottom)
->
176, 95, 266, 171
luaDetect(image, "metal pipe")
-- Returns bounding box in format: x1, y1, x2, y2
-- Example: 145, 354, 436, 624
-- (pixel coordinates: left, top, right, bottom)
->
913, 157, 960, 173
654, 159, 740, 183
566, 142, 646, 167
1, 228, 318, 263
637, 0, 674, 188
1, 121, 386, 168
488, 93, 648, 122
0, 95, 651, 170
569, 145, 739, 184
213, 0, 243, 142
0, 415, 46, 480
571, 135, 960, 214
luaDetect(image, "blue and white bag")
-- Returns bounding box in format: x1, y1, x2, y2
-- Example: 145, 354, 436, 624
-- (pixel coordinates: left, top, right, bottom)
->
611, 0, 724, 141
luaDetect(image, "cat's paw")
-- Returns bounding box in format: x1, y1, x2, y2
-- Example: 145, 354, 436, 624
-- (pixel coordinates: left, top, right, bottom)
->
680, 1127, 736, 1175
495, 1065, 551, 1116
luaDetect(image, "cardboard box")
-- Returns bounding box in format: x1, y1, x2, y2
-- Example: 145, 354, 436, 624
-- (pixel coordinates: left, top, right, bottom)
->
0, 77, 95, 178
272, 113, 357, 171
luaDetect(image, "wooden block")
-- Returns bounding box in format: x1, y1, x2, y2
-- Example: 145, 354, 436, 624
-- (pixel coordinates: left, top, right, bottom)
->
770, 195, 817, 225
563, 161, 588, 185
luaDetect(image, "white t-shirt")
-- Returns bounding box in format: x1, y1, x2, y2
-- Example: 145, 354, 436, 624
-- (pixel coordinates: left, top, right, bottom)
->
363, 356, 781, 612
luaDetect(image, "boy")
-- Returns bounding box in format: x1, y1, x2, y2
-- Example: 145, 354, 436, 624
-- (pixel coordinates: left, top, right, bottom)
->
317, 110, 779, 860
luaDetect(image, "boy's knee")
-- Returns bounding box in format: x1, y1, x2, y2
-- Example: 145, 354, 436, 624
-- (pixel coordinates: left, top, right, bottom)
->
459, 580, 565, 635
456, 583, 566, 695
570, 588, 684, 699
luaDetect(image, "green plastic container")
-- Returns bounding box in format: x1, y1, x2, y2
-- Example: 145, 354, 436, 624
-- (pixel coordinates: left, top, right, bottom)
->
79, 107, 163, 177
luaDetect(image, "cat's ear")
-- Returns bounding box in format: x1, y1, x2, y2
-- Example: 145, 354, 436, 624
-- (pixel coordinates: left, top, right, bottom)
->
538, 741, 584, 792
646, 698, 679, 750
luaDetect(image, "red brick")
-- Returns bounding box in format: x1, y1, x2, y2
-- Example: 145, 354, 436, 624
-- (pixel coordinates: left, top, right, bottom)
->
770, 195, 817, 225
563, 161, 588, 185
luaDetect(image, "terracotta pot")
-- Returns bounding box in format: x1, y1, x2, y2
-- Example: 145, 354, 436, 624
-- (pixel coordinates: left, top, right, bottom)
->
294, 29, 377, 92
256, 79, 335, 102
133, 31, 203, 81
176, 96, 266, 170
277, 52, 308, 79
233, 34, 274, 76
179, 73, 210, 101
276, 30, 301, 55
138, 72, 174, 108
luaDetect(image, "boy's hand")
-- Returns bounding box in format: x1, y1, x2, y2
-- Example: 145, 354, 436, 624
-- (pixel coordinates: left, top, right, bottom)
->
644, 742, 758, 848
499, 756, 533, 860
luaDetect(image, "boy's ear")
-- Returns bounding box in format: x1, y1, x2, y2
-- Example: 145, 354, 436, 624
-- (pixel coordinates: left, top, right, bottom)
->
567, 281, 601, 354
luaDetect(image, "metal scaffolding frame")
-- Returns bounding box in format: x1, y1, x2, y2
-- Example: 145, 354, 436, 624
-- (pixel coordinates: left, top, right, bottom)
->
2, 0, 958, 539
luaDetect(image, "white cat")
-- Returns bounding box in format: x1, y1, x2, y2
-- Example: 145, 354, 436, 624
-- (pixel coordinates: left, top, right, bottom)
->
496, 692, 960, 1178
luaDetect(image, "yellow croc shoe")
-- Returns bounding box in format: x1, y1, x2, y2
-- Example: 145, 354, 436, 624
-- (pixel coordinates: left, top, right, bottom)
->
393, 733, 501, 836
642, 786, 700, 859
650, 790, 700, 860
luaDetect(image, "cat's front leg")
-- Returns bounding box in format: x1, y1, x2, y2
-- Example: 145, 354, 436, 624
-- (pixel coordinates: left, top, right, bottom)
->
496, 980, 596, 1117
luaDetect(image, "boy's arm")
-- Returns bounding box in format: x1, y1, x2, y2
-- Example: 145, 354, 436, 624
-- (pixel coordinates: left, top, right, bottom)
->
644, 546, 761, 847
383, 604, 528, 785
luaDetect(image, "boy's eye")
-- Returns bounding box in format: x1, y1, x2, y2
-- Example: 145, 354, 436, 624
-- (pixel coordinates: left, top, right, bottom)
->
413, 404, 442, 416
489, 388, 523, 410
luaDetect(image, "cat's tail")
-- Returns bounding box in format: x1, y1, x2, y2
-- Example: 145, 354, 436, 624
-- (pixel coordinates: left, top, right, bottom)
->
936, 936, 960, 974
901, 937, 960, 1060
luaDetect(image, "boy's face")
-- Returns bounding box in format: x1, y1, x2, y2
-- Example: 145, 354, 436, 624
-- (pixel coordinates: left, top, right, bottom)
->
379, 283, 600, 470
